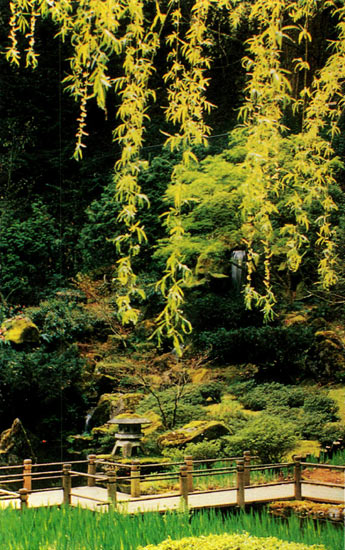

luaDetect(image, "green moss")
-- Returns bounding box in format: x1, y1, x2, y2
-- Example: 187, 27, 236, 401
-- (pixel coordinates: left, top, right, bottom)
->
158, 420, 229, 448
2, 316, 39, 344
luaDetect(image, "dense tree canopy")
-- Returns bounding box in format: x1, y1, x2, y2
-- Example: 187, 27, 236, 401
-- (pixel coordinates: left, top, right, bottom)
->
4, 0, 345, 351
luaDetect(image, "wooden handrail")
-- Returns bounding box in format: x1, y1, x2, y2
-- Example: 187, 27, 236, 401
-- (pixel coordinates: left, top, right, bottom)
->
249, 463, 294, 469
302, 480, 345, 488
0, 464, 22, 471
0, 488, 20, 497
69, 470, 107, 481
31, 460, 88, 468
301, 462, 345, 470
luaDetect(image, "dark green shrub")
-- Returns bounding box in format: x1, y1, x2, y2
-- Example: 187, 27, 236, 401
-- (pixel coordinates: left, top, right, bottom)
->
222, 414, 297, 463
162, 440, 222, 462
199, 382, 223, 403
227, 380, 256, 397
183, 440, 222, 460
0, 342, 87, 450
237, 383, 306, 411
298, 412, 330, 440
28, 295, 95, 346
303, 393, 339, 422
182, 382, 224, 406
0, 202, 63, 304
319, 423, 345, 447
195, 326, 316, 379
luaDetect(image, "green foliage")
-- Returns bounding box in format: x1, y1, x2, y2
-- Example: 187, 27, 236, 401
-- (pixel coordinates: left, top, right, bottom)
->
0, 506, 341, 550
195, 326, 315, 378
298, 413, 332, 441
28, 294, 95, 346
153, 139, 246, 280
181, 383, 224, 406
223, 414, 297, 463
163, 440, 222, 462
0, 201, 62, 304
137, 389, 205, 429
318, 423, 345, 447
303, 393, 339, 422
5, 0, 345, 349
237, 383, 306, 411
78, 181, 120, 272
0, 341, 86, 445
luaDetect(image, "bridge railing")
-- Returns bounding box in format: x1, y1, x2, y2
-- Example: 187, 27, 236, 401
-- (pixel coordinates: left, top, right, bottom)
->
300, 460, 345, 489
0, 453, 344, 510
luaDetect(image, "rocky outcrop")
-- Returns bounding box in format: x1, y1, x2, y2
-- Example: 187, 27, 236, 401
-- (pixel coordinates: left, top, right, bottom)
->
0, 418, 36, 464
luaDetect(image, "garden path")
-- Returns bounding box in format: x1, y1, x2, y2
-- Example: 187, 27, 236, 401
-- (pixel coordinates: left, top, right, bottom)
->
0, 482, 343, 512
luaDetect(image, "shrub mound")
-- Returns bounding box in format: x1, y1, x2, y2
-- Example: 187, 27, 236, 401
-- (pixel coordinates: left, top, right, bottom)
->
139, 533, 325, 550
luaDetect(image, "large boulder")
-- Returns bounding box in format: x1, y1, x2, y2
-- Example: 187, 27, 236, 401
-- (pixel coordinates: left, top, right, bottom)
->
1, 316, 39, 344
0, 418, 36, 464
158, 420, 230, 448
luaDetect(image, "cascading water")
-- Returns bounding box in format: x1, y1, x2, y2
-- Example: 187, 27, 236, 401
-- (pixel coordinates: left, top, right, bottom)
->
231, 250, 246, 289
84, 408, 96, 433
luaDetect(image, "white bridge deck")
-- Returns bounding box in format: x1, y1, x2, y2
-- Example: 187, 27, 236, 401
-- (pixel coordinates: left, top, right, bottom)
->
0, 482, 343, 513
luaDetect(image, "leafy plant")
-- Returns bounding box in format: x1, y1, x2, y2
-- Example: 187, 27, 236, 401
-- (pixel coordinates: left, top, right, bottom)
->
238, 383, 306, 411
303, 393, 339, 422
223, 414, 297, 463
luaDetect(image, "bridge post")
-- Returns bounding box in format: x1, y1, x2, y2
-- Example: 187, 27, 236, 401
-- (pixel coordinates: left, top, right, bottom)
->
179, 465, 189, 507
184, 455, 194, 493
294, 456, 302, 500
23, 459, 32, 492
131, 460, 141, 498
87, 454, 97, 487
19, 488, 29, 510
243, 451, 251, 487
62, 463, 72, 506
236, 459, 245, 509
107, 469, 117, 508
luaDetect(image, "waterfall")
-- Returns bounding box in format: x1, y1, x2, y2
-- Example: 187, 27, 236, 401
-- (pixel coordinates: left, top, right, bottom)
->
84, 408, 96, 433
231, 250, 246, 289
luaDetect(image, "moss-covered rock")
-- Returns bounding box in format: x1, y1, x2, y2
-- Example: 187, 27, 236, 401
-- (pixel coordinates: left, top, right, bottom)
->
90, 392, 144, 428
142, 411, 163, 437
0, 418, 36, 464
1, 316, 39, 344
158, 420, 230, 448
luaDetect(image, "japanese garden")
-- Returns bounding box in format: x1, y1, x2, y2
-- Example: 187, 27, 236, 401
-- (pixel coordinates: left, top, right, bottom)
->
1, 1, 345, 549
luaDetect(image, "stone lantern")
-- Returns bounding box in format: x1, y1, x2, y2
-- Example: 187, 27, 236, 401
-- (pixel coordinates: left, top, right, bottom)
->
108, 416, 151, 457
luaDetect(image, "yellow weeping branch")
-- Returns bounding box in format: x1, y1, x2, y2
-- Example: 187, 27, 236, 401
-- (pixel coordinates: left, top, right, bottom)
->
5, 0, 343, 350
152, 0, 214, 354
112, 1, 160, 325
239, 0, 292, 318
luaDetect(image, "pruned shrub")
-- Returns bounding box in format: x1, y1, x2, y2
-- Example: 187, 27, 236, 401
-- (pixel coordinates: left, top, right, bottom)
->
303, 393, 339, 422
162, 440, 222, 462
298, 413, 331, 440
222, 415, 297, 463
237, 383, 306, 411
139, 532, 325, 550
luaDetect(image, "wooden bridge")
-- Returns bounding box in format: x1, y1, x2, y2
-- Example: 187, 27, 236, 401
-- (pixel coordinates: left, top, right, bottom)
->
0, 454, 344, 513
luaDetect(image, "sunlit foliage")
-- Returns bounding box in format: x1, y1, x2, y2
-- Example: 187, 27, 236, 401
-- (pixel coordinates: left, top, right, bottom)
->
5, 0, 345, 352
